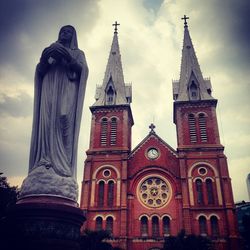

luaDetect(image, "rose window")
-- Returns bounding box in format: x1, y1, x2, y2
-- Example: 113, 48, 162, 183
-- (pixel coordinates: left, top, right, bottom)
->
139, 177, 170, 208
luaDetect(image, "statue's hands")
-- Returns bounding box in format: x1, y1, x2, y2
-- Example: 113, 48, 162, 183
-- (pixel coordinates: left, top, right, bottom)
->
40, 47, 54, 63
53, 43, 72, 62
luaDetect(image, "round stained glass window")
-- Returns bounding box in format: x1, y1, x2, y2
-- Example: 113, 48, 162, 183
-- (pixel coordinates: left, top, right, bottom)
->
138, 177, 171, 208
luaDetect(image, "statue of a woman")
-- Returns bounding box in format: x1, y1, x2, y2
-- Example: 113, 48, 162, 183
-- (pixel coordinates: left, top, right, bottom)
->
20, 26, 88, 201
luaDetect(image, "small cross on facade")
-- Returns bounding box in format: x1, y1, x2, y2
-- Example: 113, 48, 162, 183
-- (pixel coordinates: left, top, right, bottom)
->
149, 123, 156, 133
181, 15, 189, 28
112, 21, 120, 34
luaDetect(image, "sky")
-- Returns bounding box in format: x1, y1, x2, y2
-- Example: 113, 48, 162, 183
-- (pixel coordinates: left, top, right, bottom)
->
0, 0, 249, 202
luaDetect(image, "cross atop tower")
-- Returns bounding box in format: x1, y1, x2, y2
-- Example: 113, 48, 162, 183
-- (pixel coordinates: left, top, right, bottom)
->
112, 21, 120, 34
181, 15, 189, 28
149, 123, 156, 133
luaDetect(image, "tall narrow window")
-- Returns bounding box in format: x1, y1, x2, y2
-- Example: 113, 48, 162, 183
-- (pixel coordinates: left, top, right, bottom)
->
199, 216, 207, 236
98, 181, 104, 207
106, 217, 113, 234
188, 114, 197, 143
163, 216, 170, 236
96, 217, 103, 231
199, 113, 208, 142
152, 216, 159, 237
189, 81, 199, 100
206, 179, 214, 204
196, 179, 204, 204
141, 216, 148, 237
110, 118, 117, 145
211, 216, 219, 237
100, 118, 108, 146
107, 181, 114, 207
106, 86, 115, 105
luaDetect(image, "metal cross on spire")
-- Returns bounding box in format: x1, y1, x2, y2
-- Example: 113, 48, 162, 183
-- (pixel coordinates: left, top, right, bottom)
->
181, 15, 189, 28
149, 123, 156, 133
112, 21, 120, 34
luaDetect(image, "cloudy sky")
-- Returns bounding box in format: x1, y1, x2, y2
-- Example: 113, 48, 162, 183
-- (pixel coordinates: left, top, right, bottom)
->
0, 0, 249, 202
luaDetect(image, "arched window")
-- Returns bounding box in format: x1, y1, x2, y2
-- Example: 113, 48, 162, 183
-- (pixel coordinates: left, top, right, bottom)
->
106, 84, 115, 105
199, 113, 208, 142
96, 217, 103, 231
107, 181, 114, 207
106, 216, 113, 234
152, 216, 159, 237
141, 216, 148, 237
196, 179, 204, 204
189, 80, 199, 100
211, 216, 219, 237
163, 216, 170, 236
100, 118, 108, 146
98, 181, 104, 207
110, 118, 117, 145
199, 216, 207, 236
206, 179, 214, 204
188, 114, 197, 143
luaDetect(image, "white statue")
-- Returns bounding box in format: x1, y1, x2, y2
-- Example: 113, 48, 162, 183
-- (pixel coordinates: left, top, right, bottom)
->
20, 25, 88, 201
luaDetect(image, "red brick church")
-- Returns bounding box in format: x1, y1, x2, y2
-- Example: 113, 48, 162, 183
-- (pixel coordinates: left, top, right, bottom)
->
80, 19, 239, 250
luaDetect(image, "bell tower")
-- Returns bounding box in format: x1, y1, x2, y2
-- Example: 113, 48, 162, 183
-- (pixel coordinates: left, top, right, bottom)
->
173, 16, 239, 249
80, 22, 133, 249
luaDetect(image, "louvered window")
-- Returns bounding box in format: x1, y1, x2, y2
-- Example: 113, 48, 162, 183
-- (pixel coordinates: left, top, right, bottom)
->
206, 179, 214, 204
199, 114, 208, 142
110, 118, 117, 145
106, 217, 113, 234
188, 114, 197, 143
96, 217, 103, 231
199, 216, 207, 235
107, 181, 114, 207
163, 216, 170, 236
98, 181, 104, 207
100, 118, 108, 146
141, 216, 148, 237
152, 216, 159, 237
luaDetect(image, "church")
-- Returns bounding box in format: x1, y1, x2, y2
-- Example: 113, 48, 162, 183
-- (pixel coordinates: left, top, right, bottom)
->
80, 18, 239, 250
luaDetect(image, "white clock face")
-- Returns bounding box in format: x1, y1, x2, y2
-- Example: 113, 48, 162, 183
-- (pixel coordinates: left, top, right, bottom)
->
147, 148, 159, 159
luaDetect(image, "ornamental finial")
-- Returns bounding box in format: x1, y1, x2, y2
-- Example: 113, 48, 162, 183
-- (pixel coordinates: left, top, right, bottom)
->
112, 21, 120, 34
181, 15, 189, 28
149, 123, 156, 133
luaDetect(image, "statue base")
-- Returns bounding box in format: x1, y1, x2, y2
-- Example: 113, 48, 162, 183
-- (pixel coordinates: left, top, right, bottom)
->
1, 196, 85, 250
19, 166, 78, 201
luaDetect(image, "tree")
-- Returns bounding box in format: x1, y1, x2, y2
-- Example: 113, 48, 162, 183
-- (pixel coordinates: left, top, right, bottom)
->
79, 229, 113, 250
163, 230, 213, 250
0, 173, 19, 219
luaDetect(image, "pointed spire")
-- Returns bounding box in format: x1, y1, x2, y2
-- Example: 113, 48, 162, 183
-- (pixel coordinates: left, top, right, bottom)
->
93, 22, 132, 106
173, 16, 214, 102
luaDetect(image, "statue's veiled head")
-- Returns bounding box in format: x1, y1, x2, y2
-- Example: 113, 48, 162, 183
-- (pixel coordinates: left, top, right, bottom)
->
58, 25, 78, 49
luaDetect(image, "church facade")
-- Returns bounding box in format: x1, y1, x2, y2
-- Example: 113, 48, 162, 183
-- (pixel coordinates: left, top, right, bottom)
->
80, 20, 239, 250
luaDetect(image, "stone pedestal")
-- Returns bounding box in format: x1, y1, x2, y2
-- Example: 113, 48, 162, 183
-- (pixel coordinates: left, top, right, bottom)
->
2, 196, 85, 250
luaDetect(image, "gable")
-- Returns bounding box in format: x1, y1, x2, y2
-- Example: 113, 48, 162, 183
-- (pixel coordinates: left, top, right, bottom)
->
128, 133, 179, 178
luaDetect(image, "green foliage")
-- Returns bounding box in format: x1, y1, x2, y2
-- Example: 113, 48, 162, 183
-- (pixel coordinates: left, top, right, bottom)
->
0, 173, 19, 219
163, 230, 213, 250
80, 229, 113, 250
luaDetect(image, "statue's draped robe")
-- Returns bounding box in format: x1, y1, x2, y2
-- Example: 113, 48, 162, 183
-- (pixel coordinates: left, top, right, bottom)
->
29, 28, 88, 179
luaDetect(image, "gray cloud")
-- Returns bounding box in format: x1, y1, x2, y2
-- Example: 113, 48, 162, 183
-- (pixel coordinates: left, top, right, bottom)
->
0, 92, 32, 117
0, 0, 100, 76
